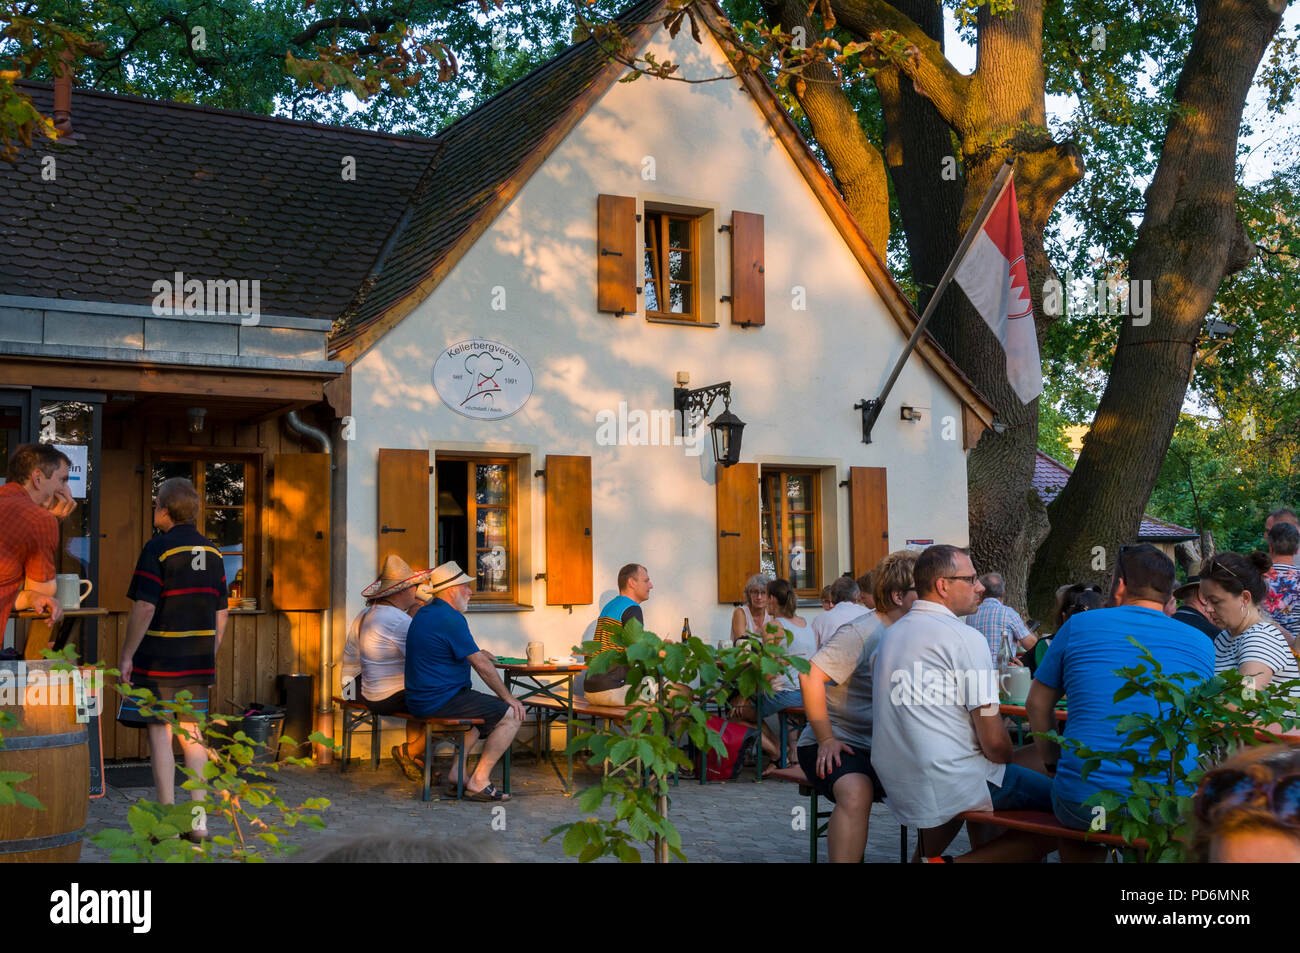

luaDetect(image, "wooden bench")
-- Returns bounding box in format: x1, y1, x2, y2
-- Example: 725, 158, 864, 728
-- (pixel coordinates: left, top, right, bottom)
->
768, 764, 907, 863
333, 696, 496, 802
957, 809, 1150, 855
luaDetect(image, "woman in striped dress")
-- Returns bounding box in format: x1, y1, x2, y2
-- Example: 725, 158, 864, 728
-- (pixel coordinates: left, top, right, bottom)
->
1198, 552, 1300, 702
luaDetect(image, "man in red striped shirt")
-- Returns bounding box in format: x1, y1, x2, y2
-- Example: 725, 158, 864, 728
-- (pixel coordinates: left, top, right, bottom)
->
0, 444, 72, 637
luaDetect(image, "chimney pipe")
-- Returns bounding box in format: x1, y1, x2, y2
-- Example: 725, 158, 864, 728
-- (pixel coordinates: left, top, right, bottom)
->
52, 49, 73, 136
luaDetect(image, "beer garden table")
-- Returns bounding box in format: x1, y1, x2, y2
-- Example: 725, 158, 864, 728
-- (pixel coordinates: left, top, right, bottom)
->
495, 660, 586, 791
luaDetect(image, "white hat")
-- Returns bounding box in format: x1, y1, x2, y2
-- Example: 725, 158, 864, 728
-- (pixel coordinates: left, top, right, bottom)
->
425, 560, 476, 596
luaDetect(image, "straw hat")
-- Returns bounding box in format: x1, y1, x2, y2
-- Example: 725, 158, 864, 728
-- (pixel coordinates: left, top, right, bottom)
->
425, 560, 476, 596
362, 554, 434, 600
1173, 575, 1203, 602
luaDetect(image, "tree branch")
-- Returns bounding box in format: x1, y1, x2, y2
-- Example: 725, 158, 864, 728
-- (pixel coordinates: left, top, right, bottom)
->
831, 0, 973, 133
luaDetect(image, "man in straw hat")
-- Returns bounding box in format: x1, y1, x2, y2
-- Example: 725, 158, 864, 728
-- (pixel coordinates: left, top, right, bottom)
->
405, 561, 523, 801
342, 553, 436, 782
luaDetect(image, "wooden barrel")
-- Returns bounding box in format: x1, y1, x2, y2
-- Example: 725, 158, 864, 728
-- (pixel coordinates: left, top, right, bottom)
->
0, 660, 88, 862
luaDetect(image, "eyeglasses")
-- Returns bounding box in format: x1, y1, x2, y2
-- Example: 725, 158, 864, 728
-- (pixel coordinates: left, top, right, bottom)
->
1194, 767, 1300, 828
1213, 558, 1243, 582
942, 575, 978, 585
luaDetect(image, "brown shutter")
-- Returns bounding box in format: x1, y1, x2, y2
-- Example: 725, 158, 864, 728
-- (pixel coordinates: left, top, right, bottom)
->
962, 405, 988, 450
545, 454, 593, 605
716, 462, 760, 603
98, 449, 141, 611
730, 211, 765, 327
377, 449, 430, 571
271, 453, 331, 610
597, 194, 637, 315
848, 467, 889, 579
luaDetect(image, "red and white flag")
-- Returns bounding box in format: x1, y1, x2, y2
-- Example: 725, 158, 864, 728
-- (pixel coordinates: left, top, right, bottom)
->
953, 177, 1042, 404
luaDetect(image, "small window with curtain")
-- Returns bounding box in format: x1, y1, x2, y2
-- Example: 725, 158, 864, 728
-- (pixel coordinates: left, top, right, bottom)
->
643, 209, 700, 321
760, 467, 822, 597
435, 455, 517, 603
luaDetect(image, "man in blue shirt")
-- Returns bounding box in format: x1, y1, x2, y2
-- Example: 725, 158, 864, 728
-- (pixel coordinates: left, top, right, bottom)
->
406, 561, 524, 802
1028, 544, 1214, 833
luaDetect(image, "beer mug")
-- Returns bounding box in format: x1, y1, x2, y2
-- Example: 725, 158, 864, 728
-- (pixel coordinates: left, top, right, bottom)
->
56, 574, 93, 609
526, 641, 544, 665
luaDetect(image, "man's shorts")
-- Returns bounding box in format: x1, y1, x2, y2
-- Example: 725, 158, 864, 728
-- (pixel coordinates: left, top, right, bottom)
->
759, 688, 803, 718
421, 687, 508, 734
796, 742, 883, 803
987, 763, 1054, 812
117, 684, 209, 727
364, 689, 408, 716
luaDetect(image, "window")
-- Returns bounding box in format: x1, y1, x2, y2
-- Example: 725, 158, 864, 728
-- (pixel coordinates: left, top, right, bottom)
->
435, 456, 517, 603
152, 455, 257, 599
643, 209, 699, 320
760, 468, 822, 596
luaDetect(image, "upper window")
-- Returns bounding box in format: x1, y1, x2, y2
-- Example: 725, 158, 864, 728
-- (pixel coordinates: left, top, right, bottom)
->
644, 210, 699, 321
435, 456, 517, 604
760, 468, 822, 597
151, 455, 256, 599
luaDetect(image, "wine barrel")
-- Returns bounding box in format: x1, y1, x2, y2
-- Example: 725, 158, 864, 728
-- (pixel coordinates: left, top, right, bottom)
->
0, 660, 88, 862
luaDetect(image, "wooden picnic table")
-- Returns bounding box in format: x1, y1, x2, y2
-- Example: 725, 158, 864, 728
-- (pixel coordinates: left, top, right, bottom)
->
496, 660, 586, 791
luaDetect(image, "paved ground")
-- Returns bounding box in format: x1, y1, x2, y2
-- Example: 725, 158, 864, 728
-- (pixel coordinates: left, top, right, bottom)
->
82, 752, 974, 863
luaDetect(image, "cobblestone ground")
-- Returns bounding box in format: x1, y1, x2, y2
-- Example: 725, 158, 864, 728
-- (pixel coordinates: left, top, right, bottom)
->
82, 752, 974, 863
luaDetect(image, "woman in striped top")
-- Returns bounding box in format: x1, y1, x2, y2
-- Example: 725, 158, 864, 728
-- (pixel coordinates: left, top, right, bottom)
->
1199, 552, 1300, 701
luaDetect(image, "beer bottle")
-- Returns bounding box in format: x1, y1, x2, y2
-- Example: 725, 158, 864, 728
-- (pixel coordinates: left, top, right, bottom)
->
681, 617, 692, 643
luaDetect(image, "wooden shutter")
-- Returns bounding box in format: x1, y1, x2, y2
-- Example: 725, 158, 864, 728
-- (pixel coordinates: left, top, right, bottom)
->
716, 462, 760, 603
597, 194, 637, 315
848, 467, 889, 579
271, 453, 331, 610
962, 405, 988, 450
545, 455, 593, 605
98, 449, 140, 612
377, 449, 430, 571
730, 210, 765, 327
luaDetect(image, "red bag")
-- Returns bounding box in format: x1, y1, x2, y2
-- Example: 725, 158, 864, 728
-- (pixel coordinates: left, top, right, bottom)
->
703, 716, 758, 781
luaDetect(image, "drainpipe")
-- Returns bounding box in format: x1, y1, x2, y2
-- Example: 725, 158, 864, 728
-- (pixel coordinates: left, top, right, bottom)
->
284, 411, 334, 764
52, 49, 73, 136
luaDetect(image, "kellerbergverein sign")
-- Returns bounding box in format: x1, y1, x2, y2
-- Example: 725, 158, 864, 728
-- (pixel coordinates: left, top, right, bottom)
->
433, 339, 533, 420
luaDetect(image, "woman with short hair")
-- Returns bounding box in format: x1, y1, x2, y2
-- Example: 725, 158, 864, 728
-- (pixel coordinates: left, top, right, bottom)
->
731, 572, 772, 643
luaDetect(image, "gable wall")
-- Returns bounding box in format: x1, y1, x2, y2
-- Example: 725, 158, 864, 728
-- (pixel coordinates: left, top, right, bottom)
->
344, 27, 972, 665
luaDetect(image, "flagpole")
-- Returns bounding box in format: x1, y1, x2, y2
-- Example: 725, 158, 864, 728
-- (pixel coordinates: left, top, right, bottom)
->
855, 156, 1018, 443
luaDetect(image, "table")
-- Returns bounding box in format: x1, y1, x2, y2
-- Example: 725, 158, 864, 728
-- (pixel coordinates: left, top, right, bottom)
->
16, 607, 110, 660
496, 661, 586, 791
999, 702, 1067, 745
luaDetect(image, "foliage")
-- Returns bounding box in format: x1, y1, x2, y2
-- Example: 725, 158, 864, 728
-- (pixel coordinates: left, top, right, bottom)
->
89, 683, 335, 862
0, 706, 42, 811
1041, 638, 1300, 862
548, 616, 809, 862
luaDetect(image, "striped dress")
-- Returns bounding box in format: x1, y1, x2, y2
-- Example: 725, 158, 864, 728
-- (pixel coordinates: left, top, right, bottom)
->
124, 523, 228, 698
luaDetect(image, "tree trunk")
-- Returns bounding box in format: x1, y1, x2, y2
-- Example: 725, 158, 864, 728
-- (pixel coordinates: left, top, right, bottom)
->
1025, 0, 1280, 620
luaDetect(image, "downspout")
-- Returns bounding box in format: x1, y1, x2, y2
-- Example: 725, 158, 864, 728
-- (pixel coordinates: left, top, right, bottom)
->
284, 411, 334, 764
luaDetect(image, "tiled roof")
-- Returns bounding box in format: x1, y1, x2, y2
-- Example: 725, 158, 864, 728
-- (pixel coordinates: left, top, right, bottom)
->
1034, 450, 1196, 541
332, 0, 665, 344
1, 83, 442, 318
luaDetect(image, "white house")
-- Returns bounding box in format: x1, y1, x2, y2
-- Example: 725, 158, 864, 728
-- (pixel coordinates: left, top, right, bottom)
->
327, 0, 994, 680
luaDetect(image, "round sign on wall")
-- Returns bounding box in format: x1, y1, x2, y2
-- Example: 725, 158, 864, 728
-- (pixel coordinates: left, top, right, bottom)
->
433, 339, 534, 420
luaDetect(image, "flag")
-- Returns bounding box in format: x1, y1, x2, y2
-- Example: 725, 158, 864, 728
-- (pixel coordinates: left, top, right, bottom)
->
953, 177, 1042, 403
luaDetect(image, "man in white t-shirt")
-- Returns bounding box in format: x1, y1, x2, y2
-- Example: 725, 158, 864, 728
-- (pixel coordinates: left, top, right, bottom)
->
342, 554, 434, 782
872, 545, 1055, 862
812, 576, 870, 649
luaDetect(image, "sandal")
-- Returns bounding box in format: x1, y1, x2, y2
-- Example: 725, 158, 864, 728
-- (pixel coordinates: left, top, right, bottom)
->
393, 744, 440, 784
461, 782, 510, 802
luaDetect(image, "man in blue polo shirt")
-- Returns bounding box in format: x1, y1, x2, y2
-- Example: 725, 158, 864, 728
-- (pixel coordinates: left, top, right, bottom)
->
405, 561, 524, 802
1027, 544, 1214, 833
